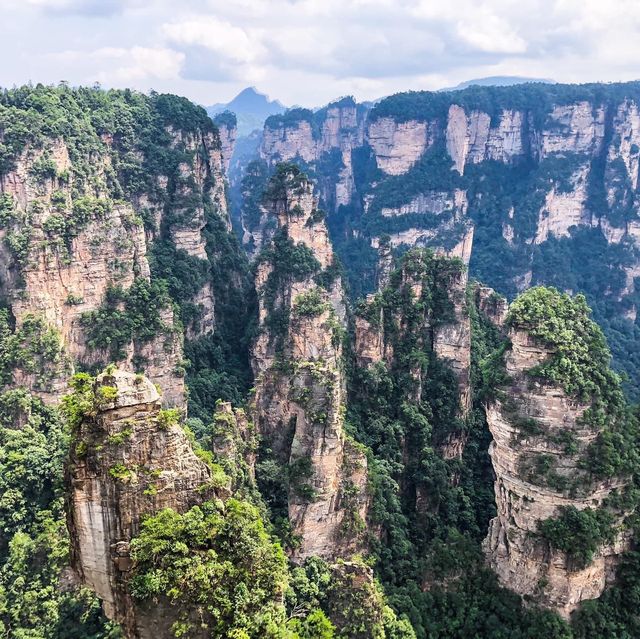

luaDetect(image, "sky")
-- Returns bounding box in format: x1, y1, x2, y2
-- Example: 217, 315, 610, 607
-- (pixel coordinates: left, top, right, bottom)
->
1, 0, 640, 108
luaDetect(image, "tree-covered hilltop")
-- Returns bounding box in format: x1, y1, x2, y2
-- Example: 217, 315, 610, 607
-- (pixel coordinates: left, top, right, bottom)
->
0, 83, 217, 184
370, 80, 640, 124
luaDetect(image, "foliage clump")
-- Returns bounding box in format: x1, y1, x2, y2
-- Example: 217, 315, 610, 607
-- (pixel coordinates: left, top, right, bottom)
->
507, 287, 619, 402
538, 506, 616, 569
0, 309, 68, 389
293, 289, 331, 318
129, 500, 289, 638
81, 278, 175, 360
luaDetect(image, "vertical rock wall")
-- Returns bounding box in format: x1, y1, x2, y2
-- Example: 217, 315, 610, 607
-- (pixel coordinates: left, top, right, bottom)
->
66, 370, 216, 638
483, 327, 630, 617
251, 167, 368, 561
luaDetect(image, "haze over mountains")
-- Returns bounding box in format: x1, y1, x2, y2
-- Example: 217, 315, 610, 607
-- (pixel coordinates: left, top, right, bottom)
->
206, 87, 286, 135
207, 77, 553, 136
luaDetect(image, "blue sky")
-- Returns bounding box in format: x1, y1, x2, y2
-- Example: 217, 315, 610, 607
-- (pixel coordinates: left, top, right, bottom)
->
2, 0, 639, 106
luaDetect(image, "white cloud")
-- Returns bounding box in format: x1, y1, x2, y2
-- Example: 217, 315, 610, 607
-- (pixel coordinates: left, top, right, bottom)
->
2, 0, 640, 106
49, 46, 184, 84
456, 12, 527, 54
162, 17, 266, 64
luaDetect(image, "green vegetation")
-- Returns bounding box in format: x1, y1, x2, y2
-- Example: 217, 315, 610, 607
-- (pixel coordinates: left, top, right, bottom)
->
129, 500, 289, 638
0, 387, 118, 637
263, 162, 312, 201
538, 506, 616, 569
255, 167, 325, 354
8, 82, 640, 639
346, 250, 515, 637
507, 287, 618, 401
212, 110, 237, 129
265, 108, 316, 135
0, 309, 69, 389
506, 287, 640, 482
370, 81, 640, 125
293, 289, 331, 317
81, 278, 175, 361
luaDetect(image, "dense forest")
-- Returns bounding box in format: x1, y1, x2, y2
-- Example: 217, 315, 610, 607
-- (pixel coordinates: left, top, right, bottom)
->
1, 84, 640, 639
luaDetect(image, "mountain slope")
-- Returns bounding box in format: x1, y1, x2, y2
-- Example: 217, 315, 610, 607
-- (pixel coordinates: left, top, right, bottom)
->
207, 86, 286, 135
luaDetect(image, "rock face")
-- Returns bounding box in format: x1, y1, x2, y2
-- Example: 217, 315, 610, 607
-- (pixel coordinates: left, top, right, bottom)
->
534, 163, 590, 243
538, 102, 606, 159
261, 118, 317, 164
355, 250, 472, 446
213, 117, 237, 175
380, 189, 468, 218
473, 284, 509, 327
0, 107, 235, 407
251, 167, 368, 561
252, 87, 640, 369
445, 106, 525, 172
367, 117, 432, 175
483, 328, 629, 617
259, 100, 366, 210
66, 370, 216, 638
433, 264, 472, 417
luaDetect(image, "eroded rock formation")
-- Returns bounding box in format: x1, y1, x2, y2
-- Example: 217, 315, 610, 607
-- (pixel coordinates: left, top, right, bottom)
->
66, 369, 218, 638
354, 249, 472, 455
260, 99, 366, 209
251, 166, 368, 561
483, 326, 630, 617
0, 108, 235, 407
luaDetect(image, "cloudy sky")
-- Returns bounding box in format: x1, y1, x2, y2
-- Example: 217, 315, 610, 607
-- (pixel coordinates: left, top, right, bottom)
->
2, 0, 639, 107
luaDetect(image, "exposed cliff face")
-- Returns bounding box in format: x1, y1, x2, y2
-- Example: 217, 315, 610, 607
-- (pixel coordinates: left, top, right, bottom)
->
367, 117, 432, 175
538, 102, 606, 159
251, 166, 367, 561
259, 100, 366, 211
214, 119, 237, 175
355, 250, 472, 460
261, 119, 316, 164
0, 92, 239, 408
483, 327, 629, 617
66, 369, 217, 638
473, 284, 509, 327
0, 139, 187, 405
253, 83, 640, 395
534, 163, 590, 243
433, 264, 472, 417
445, 105, 525, 172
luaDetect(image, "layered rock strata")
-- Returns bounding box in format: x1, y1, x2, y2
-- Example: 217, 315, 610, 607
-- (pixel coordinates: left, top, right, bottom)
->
251, 167, 368, 561
0, 113, 234, 406
66, 369, 218, 638
260, 100, 366, 209
483, 329, 629, 617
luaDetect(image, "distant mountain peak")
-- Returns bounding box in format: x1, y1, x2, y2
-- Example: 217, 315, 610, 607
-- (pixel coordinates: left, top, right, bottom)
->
206, 87, 287, 136
441, 75, 555, 91
227, 86, 285, 111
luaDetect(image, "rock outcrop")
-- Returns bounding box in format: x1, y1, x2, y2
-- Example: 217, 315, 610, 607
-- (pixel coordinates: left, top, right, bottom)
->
0, 101, 236, 407
66, 369, 218, 638
445, 106, 525, 172
251, 166, 368, 561
538, 102, 606, 159
212, 113, 238, 175
260, 99, 366, 209
355, 249, 472, 448
483, 325, 629, 617
367, 117, 432, 175
534, 163, 590, 243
